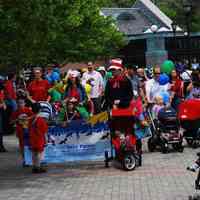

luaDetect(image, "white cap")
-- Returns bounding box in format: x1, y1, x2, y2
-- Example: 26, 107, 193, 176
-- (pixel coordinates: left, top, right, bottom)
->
98, 66, 106, 71
69, 70, 80, 78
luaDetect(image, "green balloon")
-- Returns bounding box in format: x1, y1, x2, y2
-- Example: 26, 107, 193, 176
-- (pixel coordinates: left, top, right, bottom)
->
48, 89, 62, 102
106, 72, 112, 79
161, 60, 175, 75
76, 106, 90, 119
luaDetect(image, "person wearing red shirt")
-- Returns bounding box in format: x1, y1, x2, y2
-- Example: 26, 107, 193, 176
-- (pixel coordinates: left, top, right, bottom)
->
170, 70, 184, 109
4, 73, 17, 102
29, 103, 48, 173
27, 68, 51, 103
4, 73, 17, 135
11, 99, 33, 165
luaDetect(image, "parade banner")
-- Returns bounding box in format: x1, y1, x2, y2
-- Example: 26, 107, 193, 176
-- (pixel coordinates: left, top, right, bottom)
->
24, 112, 111, 165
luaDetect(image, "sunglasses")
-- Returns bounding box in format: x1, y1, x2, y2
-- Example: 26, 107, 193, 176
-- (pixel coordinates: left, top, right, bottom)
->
154, 72, 160, 75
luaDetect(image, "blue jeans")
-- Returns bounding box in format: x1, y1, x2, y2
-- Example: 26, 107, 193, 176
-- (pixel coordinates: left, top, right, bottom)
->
5, 99, 17, 112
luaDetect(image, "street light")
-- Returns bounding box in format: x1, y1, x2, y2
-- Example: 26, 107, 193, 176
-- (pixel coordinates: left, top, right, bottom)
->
171, 22, 178, 62
150, 25, 158, 33
183, 0, 192, 69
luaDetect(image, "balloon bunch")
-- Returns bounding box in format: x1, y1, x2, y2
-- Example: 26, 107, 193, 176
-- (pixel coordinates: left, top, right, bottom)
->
157, 60, 175, 105
46, 68, 61, 84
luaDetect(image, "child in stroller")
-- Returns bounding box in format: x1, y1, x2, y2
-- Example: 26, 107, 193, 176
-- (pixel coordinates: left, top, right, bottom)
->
108, 98, 146, 171
148, 95, 184, 153
112, 130, 137, 171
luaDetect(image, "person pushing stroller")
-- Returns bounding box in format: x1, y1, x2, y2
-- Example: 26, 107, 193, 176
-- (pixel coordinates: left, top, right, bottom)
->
105, 59, 142, 170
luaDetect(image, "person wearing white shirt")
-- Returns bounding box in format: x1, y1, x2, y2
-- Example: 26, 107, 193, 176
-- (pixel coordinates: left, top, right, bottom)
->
81, 62, 104, 114
145, 66, 169, 103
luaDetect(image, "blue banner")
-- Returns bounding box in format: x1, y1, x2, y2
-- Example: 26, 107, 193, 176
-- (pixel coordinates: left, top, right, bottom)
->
24, 120, 111, 165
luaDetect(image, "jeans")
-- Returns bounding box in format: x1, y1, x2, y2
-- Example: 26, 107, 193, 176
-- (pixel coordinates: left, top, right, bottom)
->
91, 97, 102, 114
5, 99, 17, 112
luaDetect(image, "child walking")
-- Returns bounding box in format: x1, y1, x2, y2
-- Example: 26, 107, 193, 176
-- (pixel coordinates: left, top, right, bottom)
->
29, 103, 48, 173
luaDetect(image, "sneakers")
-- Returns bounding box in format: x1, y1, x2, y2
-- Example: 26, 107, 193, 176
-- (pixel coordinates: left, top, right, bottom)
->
187, 163, 199, 172
187, 166, 196, 172
32, 167, 47, 174
22, 161, 30, 168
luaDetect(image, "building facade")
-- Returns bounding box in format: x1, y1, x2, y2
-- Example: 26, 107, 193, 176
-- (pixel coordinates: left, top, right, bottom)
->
102, 0, 200, 67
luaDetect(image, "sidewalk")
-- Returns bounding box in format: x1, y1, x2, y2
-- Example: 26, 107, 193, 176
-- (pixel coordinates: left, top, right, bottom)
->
0, 135, 199, 200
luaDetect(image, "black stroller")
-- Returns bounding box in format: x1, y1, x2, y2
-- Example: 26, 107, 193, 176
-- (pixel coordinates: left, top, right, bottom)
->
147, 106, 184, 153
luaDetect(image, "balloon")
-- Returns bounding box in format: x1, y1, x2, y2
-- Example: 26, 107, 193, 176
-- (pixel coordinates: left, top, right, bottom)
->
159, 91, 170, 105
46, 75, 53, 83
85, 83, 91, 97
51, 72, 60, 82
159, 73, 169, 85
76, 106, 89, 119
48, 88, 62, 102
161, 60, 175, 75
176, 63, 185, 73
54, 82, 65, 94
106, 72, 112, 79
53, 68, 60, 74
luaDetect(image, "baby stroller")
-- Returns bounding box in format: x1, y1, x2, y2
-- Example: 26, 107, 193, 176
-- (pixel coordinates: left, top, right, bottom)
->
105, 104, 140, 171
148, 106, 184, 153
178, 99, 200, 147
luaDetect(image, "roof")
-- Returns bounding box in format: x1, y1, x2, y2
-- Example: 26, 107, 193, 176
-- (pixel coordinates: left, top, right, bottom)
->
101, 8, 152, 35
133, 0, 173, 29
101, 0, 182, 36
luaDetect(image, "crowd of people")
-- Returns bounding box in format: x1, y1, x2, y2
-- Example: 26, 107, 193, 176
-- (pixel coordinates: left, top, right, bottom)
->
0, 58, 199, 173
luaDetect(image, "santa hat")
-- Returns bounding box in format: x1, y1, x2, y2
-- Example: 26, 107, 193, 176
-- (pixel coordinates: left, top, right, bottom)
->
108, 59, 123, 70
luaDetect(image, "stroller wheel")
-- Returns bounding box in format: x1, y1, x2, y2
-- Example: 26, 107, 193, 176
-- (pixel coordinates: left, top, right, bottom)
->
148, 138, 156, 152
186, 138, 194, 147
178, 146, 184, 153
123, 153, 136, 171
161, 142, 168, 154
172, 143, 184, 153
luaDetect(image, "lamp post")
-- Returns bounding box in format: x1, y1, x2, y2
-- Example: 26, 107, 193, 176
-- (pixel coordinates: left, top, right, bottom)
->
150, 25, 158, 34
183, 0, 192, 69
171, 22, 178, 62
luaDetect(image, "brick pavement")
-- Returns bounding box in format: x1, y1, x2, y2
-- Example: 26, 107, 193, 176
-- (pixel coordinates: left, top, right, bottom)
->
0, 135, 200, 200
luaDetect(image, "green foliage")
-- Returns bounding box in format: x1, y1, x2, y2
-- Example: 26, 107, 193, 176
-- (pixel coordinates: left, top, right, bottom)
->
108, 0, 200, 31
158, 0, 200, 32
108, 0, 135, 7
0, 0, 125, 68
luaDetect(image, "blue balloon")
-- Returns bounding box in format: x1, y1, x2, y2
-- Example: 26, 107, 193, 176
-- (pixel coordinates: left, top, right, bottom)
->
159, 73, 169, 85
46, 75, 53, 83
53, 68, 60, 74
51, 72, 60, 82
176, 63, 185, 73
159, 91, 170, 105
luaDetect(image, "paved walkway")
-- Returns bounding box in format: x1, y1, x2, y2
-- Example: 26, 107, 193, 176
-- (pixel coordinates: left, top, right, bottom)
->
0, 135, 199, 200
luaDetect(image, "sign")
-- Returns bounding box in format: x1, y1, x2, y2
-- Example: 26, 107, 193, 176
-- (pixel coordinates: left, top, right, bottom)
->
24, 119, 111, 165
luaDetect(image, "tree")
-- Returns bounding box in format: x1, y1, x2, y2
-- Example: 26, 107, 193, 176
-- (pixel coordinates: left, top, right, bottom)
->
108, 0, 200, 31
108, 0, 135, 7
0, 0, 125, 68
158, 0, 200, 32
